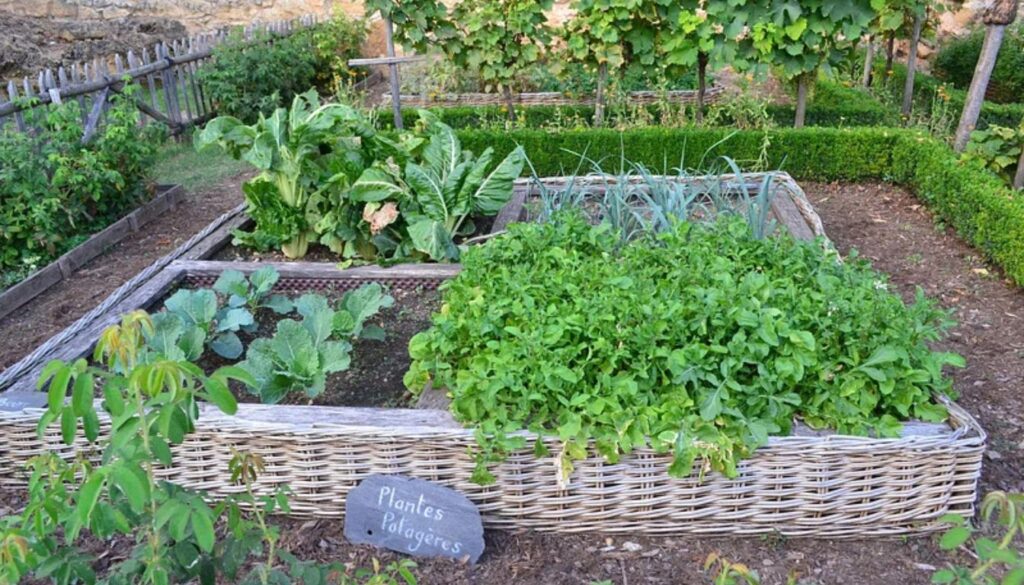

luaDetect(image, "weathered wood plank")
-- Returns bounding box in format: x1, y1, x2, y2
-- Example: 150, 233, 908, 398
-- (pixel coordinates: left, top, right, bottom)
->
770, 188, 816, 241
347, 55, 426, 67
172, 260, 462, 281
2, 267, 185, 394
0, 264, 64, 321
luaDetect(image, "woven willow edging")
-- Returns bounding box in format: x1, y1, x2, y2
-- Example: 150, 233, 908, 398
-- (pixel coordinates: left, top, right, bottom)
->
388, 85, 726, 108
0, 398, 984, 536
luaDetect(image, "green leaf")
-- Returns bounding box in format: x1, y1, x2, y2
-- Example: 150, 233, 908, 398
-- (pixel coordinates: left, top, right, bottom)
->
112, 463, 148, 514
216, 307, 255, 333
60, 407, 77, 444
939, 526, 971, 550
408, 219, 458, 261
213, 270, 249, 301
469, 146, 526, 215
351, 167, 406, 202
75, 472, 107, 533
165, 289, 218, 328
204, 375, 239, 415
70, 372, 93, 416
699, 385, 724, 421
250, 266, 280, 297
263, 294, 294, 314
211, 332, 244, 360
191, 506, 216, 553
47, 364, 71, 412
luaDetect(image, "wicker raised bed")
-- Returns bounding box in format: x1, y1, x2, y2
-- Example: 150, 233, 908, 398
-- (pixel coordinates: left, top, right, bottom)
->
0, 174, 985, 537
387, 85, 726, 109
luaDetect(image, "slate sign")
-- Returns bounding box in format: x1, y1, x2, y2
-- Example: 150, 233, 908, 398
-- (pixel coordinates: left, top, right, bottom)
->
0, 391, 48, 412
343, 474, 485, 563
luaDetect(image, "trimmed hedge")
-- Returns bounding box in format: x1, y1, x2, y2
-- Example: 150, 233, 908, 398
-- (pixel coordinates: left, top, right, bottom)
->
454, 126, 1024, 284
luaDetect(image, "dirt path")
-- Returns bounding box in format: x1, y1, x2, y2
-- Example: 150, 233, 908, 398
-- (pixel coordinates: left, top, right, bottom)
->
3, 179, 1020, 584
0, 171, 249, 372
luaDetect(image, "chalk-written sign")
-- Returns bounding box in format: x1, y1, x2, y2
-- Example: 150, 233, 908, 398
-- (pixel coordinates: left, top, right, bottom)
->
343, 474, 484, 563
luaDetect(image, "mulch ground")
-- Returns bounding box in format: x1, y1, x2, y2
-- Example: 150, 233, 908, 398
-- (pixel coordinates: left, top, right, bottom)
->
0, 170, 250, 372
3, 179, 1022, 584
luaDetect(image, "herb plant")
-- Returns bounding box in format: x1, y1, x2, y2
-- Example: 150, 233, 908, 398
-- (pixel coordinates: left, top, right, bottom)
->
962, 123, 1024, 188
240, 283, 394, 403
406, 213, 963, 484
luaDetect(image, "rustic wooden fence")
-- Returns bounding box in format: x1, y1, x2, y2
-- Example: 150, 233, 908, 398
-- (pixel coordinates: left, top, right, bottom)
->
0, 14, 320, 140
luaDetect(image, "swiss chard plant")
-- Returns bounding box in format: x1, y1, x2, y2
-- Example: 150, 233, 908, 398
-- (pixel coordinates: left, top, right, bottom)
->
195, 90, 385, 258
240, 283, 394, 403
353, 112, 526, 261
406, 212, 963, 485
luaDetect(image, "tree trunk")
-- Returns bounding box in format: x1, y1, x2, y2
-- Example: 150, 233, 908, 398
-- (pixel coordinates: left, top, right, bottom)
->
1014, 147, 1024, 190
902, 12, 924, 118
794, 73, 809, 128
595, 62, 607, 128
696, 52, 708, 124
884, 33, 895, 80
953, 25, 1008, 151
862, 37, 875, 88
384, 15, 403, 130
503, 85, 517, 122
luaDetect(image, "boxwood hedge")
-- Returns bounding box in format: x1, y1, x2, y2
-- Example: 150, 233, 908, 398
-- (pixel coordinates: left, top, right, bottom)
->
453, 126, 1024, 284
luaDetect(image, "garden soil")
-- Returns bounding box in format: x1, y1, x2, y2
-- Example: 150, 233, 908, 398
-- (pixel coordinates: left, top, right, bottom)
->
0, 12, 187, 78
3, 180, 1023, 584
0, 170, 250, 373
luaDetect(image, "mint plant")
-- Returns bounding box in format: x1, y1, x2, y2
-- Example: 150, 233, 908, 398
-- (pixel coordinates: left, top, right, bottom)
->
240, 283, 394, 403
406, 212, 963, 484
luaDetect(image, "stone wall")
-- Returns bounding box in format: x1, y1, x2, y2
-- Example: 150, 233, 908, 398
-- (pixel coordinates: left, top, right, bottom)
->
0, 0, 364, 31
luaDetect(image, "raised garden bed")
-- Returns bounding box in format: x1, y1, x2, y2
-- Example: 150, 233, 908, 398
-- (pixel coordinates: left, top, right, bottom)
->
0, 184, 187, 321
386, 86, 726, 109
0, 174, 984, 538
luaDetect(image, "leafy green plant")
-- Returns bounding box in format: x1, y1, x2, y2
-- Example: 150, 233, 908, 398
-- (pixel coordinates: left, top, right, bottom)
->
240, 283, 393, 403
198, 14, 367, 123
0, 85, 161, 291
353, 112, 526, 260
934, 23, 1024, 105
406, 212, 962, 485
196, 91, 381, 258
962, 123, 1024, 187
445, 0, 554, 118
0, 311, 252, 584
933, 491, 1024, 584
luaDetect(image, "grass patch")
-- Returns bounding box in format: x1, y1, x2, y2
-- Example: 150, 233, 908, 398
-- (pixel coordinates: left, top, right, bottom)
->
150, 138, 251, 191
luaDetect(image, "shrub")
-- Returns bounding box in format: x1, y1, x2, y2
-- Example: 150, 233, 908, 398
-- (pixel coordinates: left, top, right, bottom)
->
198, 15, 366, 123
933, 24, 1024, 105
0, 88, 161, 290
406, 213, 961, 483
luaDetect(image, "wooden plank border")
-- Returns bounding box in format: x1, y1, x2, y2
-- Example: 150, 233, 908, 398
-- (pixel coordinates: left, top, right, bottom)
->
0, 184, 188, 321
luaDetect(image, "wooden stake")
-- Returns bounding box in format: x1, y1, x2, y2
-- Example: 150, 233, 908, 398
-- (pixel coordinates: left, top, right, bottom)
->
384, 15, 403, 129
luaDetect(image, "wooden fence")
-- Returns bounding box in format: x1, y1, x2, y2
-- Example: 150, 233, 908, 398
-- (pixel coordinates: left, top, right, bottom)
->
0, 15, 320, 140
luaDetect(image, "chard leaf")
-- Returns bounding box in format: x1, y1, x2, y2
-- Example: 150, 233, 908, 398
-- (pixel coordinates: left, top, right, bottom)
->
469, 146, 526, 215
351, 167, 405, 202
408, 219, 458, 261
406, 163, 448, 223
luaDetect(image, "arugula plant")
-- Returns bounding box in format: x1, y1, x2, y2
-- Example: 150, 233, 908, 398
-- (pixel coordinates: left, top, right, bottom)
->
196, 90, 384, 258
353, 112, 526, 261
241, 283, 394, 403
406, 213, 963, 485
